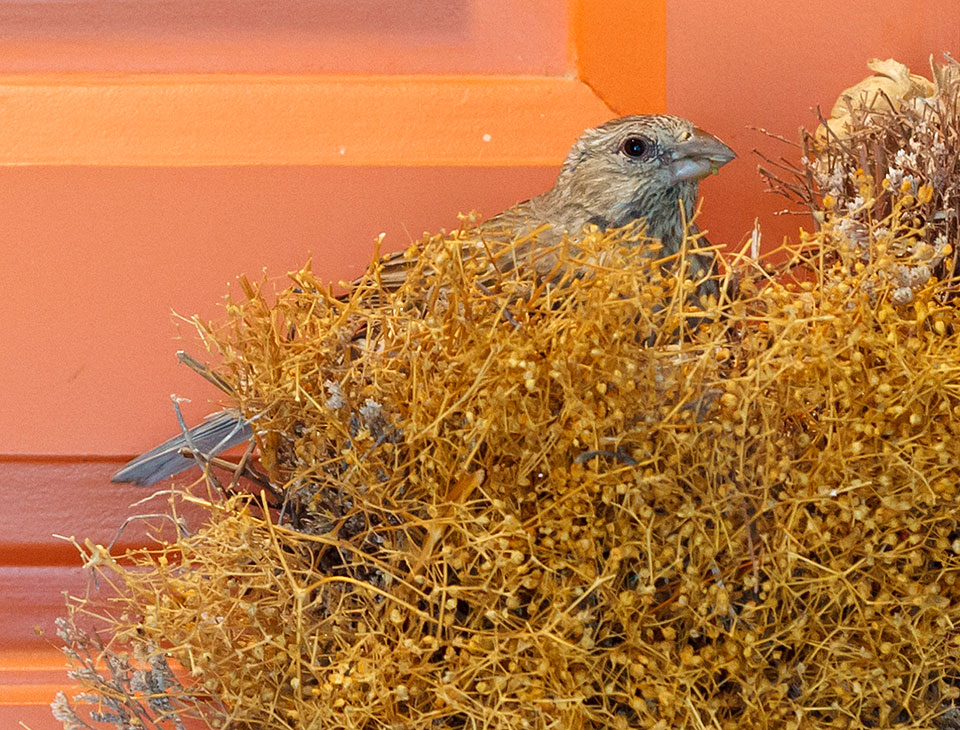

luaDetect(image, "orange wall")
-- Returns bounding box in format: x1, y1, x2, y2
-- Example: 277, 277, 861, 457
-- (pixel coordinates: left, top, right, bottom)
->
9, 6, 958, 458
3, 0, 960, 726
0, 166, 560, 454
666, 0, 960, 252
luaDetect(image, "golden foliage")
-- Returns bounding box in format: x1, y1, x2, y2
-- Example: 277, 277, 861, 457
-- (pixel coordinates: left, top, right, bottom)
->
59, 199, 960, 730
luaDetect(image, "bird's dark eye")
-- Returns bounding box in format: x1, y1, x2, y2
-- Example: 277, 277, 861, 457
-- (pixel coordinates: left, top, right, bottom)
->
620, 136, 650, 159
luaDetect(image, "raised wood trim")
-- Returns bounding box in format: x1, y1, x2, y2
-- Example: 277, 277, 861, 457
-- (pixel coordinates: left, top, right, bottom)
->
0, 460, 214, 566
0, 74, 613, 167
0, 0, 569, 76
0, 1, 672, 168
0, 651, 73, 707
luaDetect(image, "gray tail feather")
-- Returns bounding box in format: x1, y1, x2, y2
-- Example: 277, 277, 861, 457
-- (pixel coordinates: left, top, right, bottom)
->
111, 409, 253, 486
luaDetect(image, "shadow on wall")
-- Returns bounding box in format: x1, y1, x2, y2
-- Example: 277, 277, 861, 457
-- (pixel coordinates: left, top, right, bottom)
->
0, 0, 574, 74
0, 0, 469, 37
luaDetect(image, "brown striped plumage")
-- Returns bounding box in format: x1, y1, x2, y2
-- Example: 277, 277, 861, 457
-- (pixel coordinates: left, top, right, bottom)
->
372, 114, 734, 290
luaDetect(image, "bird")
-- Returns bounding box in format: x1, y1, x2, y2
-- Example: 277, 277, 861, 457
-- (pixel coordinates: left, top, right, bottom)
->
374, 114, 734, 289
112, 114, 735, 486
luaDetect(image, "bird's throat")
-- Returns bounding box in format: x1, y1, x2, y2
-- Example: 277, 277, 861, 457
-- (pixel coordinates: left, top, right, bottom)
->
607, 183, 697, 254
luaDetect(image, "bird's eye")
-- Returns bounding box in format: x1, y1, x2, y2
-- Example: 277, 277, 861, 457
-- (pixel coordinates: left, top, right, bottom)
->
620, 136, 651, 159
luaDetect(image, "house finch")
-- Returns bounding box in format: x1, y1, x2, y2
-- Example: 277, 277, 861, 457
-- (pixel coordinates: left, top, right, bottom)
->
112, 114, 735, 486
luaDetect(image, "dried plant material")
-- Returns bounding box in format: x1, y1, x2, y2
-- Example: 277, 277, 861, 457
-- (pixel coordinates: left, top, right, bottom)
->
51, 595, 200, 730
55, 190, 960, 730
931, 56, 960, 97
816, 57, 936, 144
762, 54, 960, 294
52, 58, 960, 727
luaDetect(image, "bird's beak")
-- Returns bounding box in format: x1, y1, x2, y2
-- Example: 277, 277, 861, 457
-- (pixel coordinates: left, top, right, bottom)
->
667, 127, 736, 184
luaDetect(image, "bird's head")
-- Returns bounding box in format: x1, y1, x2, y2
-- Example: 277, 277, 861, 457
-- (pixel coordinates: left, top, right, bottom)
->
554, 114, 736, 239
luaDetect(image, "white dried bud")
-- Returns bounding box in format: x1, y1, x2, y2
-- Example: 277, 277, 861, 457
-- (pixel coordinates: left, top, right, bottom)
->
324, 379, 346, 410
892, 287, 914, 305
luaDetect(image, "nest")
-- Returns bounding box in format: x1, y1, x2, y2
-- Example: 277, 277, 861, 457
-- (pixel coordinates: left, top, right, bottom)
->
55, 56, 960, 730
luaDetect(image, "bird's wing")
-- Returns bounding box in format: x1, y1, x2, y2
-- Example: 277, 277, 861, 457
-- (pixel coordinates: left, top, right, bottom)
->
368, 247, 418, 292
354, 201, 553, 293
353, 234, 485, 293
111, 409, 252, 486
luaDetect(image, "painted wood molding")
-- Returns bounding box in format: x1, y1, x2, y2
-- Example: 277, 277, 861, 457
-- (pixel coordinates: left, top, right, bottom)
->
0, 75, 615, 166
0, 0, 668, 167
